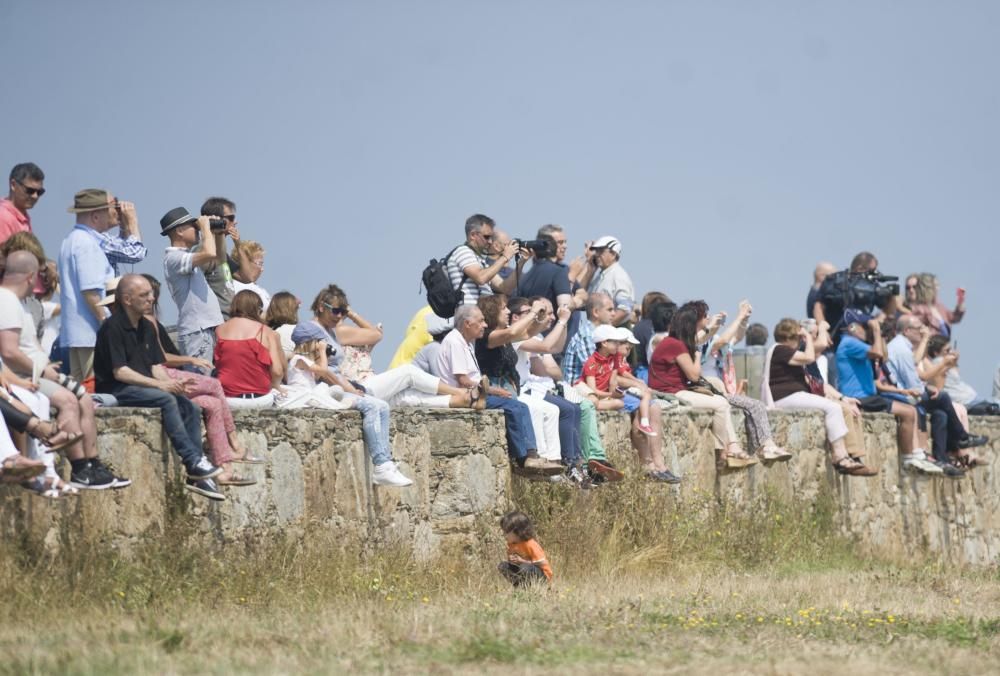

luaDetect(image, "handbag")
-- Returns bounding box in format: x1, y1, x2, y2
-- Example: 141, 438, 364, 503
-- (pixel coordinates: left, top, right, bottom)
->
687, 377, 722, 397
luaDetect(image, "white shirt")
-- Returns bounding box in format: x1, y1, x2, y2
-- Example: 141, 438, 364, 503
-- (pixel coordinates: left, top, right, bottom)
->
233, 279, 272, 312
0, 286, 48, 378
436, 329, 480, 387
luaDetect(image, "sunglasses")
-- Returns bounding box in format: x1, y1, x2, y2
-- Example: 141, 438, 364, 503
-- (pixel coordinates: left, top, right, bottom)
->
323, 303, 347, 316
16, 181, 45, 197
222, 214, 236, 222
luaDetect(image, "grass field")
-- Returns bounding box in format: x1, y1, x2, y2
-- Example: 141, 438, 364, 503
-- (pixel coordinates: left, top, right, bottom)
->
2, 483, 998, 674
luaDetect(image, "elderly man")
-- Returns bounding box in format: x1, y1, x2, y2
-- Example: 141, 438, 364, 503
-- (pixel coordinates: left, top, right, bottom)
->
807, 262, 836, 319
582, 236, 635, 328
160, 207, 224, 369
445, 214, 522, 306
98, 197, 147, 275
58, 189, 119, 384
0, 251, 129, 489
561, 291, 613, 384
0, 163, 44, 244
435, 304, 562, 476
886, 315, 987, 469
94, 274, 224, 500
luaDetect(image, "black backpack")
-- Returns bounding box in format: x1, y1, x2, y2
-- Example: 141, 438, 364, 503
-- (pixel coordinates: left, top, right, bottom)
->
422, 246, 468, 318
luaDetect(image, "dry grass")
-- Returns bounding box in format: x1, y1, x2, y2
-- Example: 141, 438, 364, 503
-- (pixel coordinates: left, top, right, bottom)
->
2, 480, 998, 674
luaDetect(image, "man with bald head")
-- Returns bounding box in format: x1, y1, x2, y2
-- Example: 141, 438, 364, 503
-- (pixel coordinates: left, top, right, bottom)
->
807, 262, 836, 319
94, 274, 225, 500
0, 251, 128, 489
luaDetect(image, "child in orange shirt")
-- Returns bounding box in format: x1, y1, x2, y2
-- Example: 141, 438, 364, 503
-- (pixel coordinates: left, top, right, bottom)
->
498, 511, 552, 586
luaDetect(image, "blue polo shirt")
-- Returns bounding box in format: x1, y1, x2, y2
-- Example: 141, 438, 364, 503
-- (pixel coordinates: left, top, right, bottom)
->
58, 224, 114, 348
835, 335, 876, 398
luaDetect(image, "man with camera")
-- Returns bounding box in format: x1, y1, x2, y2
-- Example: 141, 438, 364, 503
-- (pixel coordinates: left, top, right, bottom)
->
812, 251, 898, 334
583, 236, 635, 328
445, 214, 523, 306
200, 196, 239, 320
516, 233, 575, 314
160, 206, 224, 371
98, 197, 147, 275
58, 189, 120, 384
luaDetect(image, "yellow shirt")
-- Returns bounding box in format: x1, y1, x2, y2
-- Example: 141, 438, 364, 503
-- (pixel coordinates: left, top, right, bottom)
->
388, 306, 433, 369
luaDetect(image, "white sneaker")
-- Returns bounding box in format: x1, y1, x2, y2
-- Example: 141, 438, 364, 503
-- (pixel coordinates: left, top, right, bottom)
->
372, 461, 414, 487
903, 454, 944, 475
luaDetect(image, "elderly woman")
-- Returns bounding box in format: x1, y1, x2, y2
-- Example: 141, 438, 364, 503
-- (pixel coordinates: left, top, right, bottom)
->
764, 318, 877, 476
908, 272, 964, 338
214, 290, 285, 409
649, 302, 755, 470
142, 275, 260, 486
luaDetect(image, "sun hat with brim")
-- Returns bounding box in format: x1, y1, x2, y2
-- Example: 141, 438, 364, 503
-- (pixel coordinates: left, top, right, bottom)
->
96, 276, 121, 307
592, 324, 619, 344
614, 326, 640, 345
291, 321, 331, 345
67, 188, 112, 214
159, 206, 198, 236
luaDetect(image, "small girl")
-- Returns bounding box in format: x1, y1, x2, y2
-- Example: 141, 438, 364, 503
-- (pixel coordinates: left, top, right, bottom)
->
498, 511, 552, 587
276, 326, 349, 411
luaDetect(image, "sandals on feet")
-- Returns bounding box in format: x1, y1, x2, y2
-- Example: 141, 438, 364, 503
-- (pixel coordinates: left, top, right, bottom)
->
951, 451, 982, 469
1, 454, 46, 483
217, 473, 257, 486
231, 452, 266, 465
26, 418, 83, 454
23, 475, 80, 499
833, 457, 878, 476
721, 447, 758, 470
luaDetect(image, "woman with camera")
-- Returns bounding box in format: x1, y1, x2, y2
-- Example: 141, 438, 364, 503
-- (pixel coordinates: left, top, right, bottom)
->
763, 318, 877, 476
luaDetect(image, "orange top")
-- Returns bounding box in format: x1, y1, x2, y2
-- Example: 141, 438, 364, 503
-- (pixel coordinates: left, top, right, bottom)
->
507, 538, 553, 580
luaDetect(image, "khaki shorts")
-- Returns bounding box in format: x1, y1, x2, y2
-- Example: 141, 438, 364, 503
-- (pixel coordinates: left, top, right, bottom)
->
69, 347, 95, 383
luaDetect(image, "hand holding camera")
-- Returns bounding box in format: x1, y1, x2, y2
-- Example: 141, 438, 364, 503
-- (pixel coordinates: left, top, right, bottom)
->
501, 239, 520, 261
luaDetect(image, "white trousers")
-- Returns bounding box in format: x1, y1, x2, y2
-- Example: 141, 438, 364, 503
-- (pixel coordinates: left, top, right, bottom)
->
773, 391, 848, 444
519, 392, 561, 461
363, 364, 450, 409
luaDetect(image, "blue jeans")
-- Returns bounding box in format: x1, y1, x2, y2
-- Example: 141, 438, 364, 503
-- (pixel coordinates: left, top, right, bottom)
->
343, 392, 391, 466
178, 328, 217, 373
486, 395, 536, 462
111, 384, 206, 471
543, 392, 582, 466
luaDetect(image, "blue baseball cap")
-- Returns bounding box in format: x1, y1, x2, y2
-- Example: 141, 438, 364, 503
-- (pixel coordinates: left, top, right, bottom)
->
842, 309, 871, 328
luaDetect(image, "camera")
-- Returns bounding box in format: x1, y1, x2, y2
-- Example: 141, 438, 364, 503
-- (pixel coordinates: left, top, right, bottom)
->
817, 269, 901, 333
208, 217, 228, 232
513, 238, 556, 258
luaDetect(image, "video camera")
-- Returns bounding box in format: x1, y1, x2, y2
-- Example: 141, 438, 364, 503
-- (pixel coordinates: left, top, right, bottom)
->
817, 269, 900, 333
513, 238, 556, 258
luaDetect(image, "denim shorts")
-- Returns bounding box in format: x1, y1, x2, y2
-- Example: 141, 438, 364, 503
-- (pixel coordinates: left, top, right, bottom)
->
622, 393, 641, 413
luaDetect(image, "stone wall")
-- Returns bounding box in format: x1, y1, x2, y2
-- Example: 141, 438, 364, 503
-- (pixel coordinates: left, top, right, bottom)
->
0, 406, 997, 566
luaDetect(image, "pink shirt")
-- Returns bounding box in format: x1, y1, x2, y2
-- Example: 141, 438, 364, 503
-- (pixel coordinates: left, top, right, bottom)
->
0, 199, 31, 244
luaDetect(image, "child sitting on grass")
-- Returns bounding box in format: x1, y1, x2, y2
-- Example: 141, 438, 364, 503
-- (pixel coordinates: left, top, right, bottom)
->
575, 325, 657, 436
498, 511, 552, 587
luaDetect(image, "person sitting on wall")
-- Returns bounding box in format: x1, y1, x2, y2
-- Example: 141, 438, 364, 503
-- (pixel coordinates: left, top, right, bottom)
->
93, 274, 225, 500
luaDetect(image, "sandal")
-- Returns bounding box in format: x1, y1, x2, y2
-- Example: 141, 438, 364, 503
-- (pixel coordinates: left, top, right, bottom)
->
231, 452, 266, 465
23, 475, 80, 499
217, 472, 257, 486
723, 446, 758, 469
1, 454, 46, 483
950, 451, 983, 469
25, 418, 83, 454
833, 457, 879, 476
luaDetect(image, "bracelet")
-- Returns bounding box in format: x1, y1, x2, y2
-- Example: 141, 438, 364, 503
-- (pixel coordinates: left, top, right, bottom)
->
557, 321, 567, 327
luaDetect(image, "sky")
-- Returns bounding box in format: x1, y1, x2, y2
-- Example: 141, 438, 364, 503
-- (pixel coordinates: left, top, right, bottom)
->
3, 0, 998, 396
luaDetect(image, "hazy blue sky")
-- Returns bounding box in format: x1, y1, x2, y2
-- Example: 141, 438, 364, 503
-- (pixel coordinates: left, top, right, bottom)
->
3, 1, 998, 395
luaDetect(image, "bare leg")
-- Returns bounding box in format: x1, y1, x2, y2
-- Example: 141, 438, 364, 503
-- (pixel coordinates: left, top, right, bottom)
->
891, 402, 916, 454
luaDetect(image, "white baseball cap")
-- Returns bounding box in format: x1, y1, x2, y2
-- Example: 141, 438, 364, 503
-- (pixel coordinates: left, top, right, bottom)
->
614, 327, 639, 344
592, 324, 619, 344
591, 235, 621, 255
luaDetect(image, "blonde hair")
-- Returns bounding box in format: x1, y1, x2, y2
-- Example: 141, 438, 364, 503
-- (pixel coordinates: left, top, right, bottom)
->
235, 239, 265, 261
293, 338, 324, 357
914, 273, 938, 305
773, 318, 801, 344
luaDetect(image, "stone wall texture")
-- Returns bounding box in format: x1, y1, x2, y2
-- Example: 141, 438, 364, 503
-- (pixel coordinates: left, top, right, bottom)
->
1, 407, 997, 566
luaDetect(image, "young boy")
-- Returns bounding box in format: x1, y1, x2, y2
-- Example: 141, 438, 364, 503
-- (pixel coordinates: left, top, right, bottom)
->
498, 510, 552, 587
576, 325, 656, 436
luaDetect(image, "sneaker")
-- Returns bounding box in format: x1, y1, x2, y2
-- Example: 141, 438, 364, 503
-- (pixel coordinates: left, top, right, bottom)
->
185, 477, 225, 501
187, 456, 223, 480
903, 455, 944, 475
637, 423, 657, 437
92, 458, 131, 489
523, 455, 565, 476
934, 460, 966, 479
587, 458, 625, 482
372, 461, 413, 487
566, 465, 591, 488
647, 469, 682, 484
958, 434, 989, 449
69, 461, 115, 490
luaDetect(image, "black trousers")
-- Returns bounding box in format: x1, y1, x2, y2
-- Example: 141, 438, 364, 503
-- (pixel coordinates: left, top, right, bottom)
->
498, 561, 547, 587
921, 391, 966, 461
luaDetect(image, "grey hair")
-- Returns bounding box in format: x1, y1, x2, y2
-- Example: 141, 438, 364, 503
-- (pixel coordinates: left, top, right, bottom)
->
536, 224, 563, 238
585, 291, 612, 319
453, 303, 479, 328
464, 213, 495, 238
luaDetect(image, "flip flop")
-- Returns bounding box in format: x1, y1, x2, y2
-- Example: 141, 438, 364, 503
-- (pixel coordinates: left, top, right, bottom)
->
231, 453, 266, 465
217, 473, 257, 486
1, 454, 46, 482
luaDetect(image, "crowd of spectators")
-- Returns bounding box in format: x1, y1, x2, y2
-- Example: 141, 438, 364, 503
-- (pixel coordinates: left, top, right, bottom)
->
0, 163, 994, 502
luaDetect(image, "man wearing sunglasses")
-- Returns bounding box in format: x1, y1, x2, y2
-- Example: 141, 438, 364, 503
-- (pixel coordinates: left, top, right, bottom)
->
199, 196, 240, 320
444, 213, 522, 307
0, 162, 45, 245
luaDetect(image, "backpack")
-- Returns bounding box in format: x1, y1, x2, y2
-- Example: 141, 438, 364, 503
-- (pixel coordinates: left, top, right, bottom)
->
422, 246, 468, 318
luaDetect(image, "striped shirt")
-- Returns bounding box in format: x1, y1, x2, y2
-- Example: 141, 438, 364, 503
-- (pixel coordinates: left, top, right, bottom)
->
445, 244, 493, 305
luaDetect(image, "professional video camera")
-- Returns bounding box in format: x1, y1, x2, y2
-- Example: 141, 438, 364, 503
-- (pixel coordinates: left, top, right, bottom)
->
816, 269, 900, 332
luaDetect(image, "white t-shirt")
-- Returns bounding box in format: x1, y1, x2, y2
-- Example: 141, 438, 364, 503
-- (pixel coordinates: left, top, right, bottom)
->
436, 329, 480, 387
232, 279, 272, 312
0, 286, 48, 376
513, 336, 554, 393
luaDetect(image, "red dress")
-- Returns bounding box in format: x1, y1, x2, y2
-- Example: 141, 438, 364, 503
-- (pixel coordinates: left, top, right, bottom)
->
214, 326, 272, 396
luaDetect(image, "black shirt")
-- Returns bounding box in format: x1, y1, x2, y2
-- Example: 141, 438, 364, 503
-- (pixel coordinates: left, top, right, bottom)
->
517, 259, 571, 312
476, 329, 520, 392
94, 311, 166, 393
